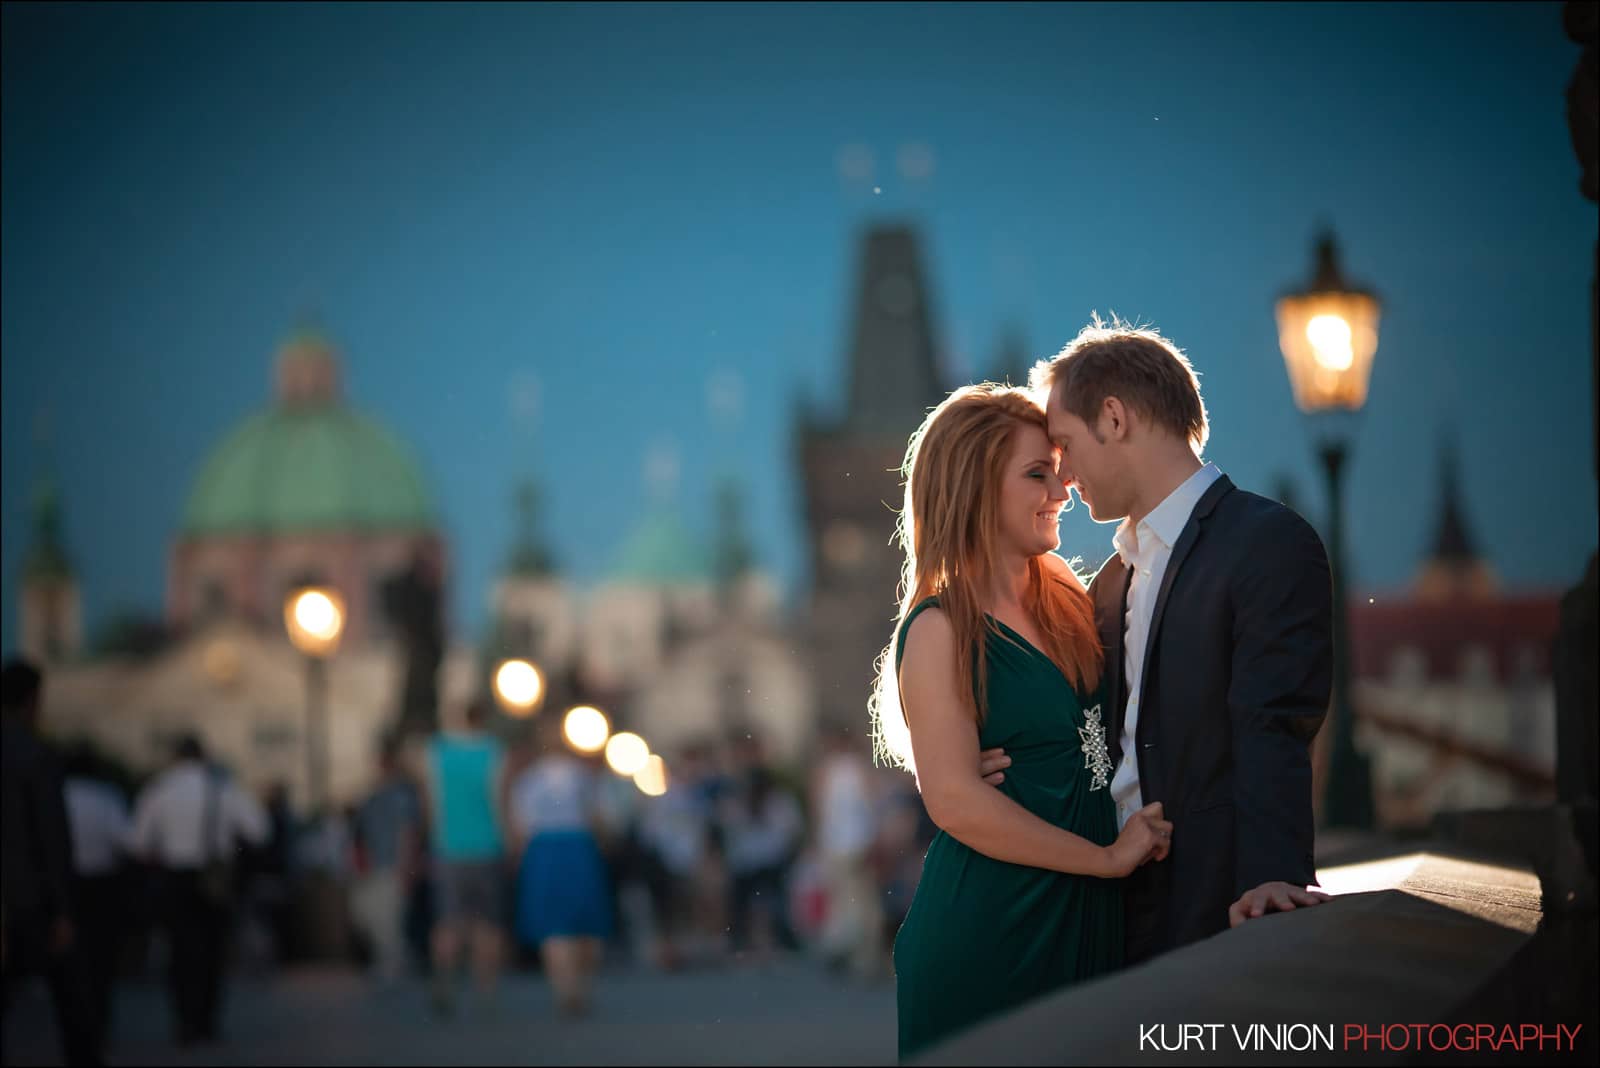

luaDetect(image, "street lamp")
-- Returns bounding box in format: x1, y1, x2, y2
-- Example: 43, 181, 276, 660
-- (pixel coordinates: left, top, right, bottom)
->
1276, 230, 1379, 830
284, 586, 345, 815
493, 658, 544, 718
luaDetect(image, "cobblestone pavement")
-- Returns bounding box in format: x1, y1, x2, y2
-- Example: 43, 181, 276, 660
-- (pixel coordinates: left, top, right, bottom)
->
4, 958, 898, 1066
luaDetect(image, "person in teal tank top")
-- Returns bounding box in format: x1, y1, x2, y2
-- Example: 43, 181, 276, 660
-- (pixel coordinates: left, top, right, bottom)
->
422, 697, 509, 1016
868, 384, 1173, 1061
428, 731, 505, 862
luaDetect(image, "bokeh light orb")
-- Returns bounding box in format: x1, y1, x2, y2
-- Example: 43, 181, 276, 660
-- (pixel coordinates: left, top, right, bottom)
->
494, 659, 544, 716
563, 705, 611, 753
634, 754, 668, 797
284, 587, 345, 657
604, 731, 650, 777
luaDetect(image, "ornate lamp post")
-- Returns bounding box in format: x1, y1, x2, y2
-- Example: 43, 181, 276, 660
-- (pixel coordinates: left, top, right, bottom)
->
1276, 231, 1380, 830
284, 587, 345, 815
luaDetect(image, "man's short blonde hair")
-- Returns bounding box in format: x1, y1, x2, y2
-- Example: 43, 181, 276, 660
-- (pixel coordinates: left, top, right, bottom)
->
1030, 314, 1209, 452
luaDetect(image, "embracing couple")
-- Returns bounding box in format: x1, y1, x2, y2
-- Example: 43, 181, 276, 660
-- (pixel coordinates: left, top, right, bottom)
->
870, 318, 1335, 1060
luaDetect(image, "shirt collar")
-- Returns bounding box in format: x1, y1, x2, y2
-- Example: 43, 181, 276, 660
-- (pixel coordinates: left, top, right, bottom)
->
1112, 518, 1141, 569
1114, 463, 1223, 567
1144, 462, 1223, 551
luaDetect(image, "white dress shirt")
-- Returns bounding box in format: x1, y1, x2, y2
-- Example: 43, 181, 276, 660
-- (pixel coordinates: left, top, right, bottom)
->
721, 788, 804, 877
1108, 462, 1222, 830
509, 755, 596, 838
131, 761, 269, 870
65, 777, 132, 877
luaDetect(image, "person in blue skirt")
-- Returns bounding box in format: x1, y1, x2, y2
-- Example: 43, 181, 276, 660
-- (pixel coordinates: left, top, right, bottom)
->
508, 716, 614, 1017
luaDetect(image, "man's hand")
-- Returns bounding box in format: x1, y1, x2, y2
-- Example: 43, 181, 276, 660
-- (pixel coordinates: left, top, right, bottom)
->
1228, 881, 1331, 927
979, 748, 1011, 786
1105, 803, 1172, 877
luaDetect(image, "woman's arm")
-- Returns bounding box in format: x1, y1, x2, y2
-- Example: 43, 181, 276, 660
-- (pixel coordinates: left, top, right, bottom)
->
899, 608, 1163, 878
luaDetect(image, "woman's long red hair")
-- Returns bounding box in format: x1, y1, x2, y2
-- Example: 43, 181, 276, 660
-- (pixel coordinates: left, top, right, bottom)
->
869, 384, 1102, 771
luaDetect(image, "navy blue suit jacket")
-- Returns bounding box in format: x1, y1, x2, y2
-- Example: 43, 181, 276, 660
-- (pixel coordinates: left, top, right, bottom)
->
1087, 475, 1332, 959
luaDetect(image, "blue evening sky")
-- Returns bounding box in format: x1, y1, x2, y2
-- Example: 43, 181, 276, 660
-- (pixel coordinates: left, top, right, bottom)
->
3, 2, 1594, 652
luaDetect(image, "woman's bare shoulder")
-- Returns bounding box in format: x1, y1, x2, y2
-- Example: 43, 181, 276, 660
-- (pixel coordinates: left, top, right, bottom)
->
900, 604, 953, 658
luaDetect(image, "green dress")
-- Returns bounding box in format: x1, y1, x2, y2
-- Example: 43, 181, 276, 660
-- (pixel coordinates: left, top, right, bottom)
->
893, 597, 1124, 1061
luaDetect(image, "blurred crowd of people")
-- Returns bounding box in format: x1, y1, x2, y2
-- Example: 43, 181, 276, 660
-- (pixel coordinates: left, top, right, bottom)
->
1, 656, 935, 1065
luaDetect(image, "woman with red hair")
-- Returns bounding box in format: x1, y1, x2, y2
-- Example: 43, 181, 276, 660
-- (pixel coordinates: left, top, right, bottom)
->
869, 384, 1171, 1060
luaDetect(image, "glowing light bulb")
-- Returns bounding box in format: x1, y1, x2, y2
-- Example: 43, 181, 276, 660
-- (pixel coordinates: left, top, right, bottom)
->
293, 591, 341, 641
1306, 314, 1354, 372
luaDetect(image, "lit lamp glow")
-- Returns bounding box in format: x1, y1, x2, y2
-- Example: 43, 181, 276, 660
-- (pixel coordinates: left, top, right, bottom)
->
1275, 236, 1380, 413
1306, 314, 1355, 371
633, 754, 668, 797
284, 588, 345, 658
563, 705, 611, 753
493, 659, 544, 717
604, 731, 650, 777
283, 586, 345, 816
1275, 229, 1381, 831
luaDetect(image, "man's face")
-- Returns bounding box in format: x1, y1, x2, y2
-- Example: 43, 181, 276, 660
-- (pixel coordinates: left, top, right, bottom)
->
1047, 382, 1129, 524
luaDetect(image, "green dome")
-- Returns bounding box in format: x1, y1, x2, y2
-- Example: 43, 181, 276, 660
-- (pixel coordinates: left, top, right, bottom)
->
182, 407, 434, 535
610, 511, 710, 584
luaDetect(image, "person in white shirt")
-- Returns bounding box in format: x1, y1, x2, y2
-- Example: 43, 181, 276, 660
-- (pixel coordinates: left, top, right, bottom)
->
507, 717, 613, 1017
130, 734, 268, 1046
65, 771, 131, 881
63, 746, 133, 1053
809, 726, 883, 978
721, 757, 803, 961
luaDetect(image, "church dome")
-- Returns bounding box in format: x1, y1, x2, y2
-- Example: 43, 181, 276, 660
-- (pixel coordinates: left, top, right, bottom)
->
180, 328, 434, 535
609, 510, 710, 585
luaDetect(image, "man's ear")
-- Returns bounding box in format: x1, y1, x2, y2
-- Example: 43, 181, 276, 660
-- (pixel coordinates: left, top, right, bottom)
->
1101, 396, 1131, 442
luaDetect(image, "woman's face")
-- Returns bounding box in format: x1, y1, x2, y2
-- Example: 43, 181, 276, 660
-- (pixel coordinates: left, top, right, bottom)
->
996, 422, 1070, 558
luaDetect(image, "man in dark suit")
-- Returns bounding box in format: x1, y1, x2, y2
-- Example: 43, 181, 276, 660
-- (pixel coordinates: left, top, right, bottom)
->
983, 318, 1333, 965
2, 657, 101, 1065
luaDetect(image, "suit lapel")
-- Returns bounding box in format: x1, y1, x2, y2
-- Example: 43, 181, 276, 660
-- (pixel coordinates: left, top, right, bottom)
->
1094, 554, 1132, 766
1135, 475, 1235, 746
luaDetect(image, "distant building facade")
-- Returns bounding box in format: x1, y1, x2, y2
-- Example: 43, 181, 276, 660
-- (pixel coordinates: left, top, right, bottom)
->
489, 476, 812, 764
21, 222, 1041, 803
1343, 441, 1560, 827
22, 327, 460, 810
166, 327, 446, 644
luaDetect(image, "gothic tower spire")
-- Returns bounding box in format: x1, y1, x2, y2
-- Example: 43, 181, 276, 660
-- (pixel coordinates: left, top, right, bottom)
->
19, 420, 82, 662
1415, 429, 1498, 600
842, 225, 945, 435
